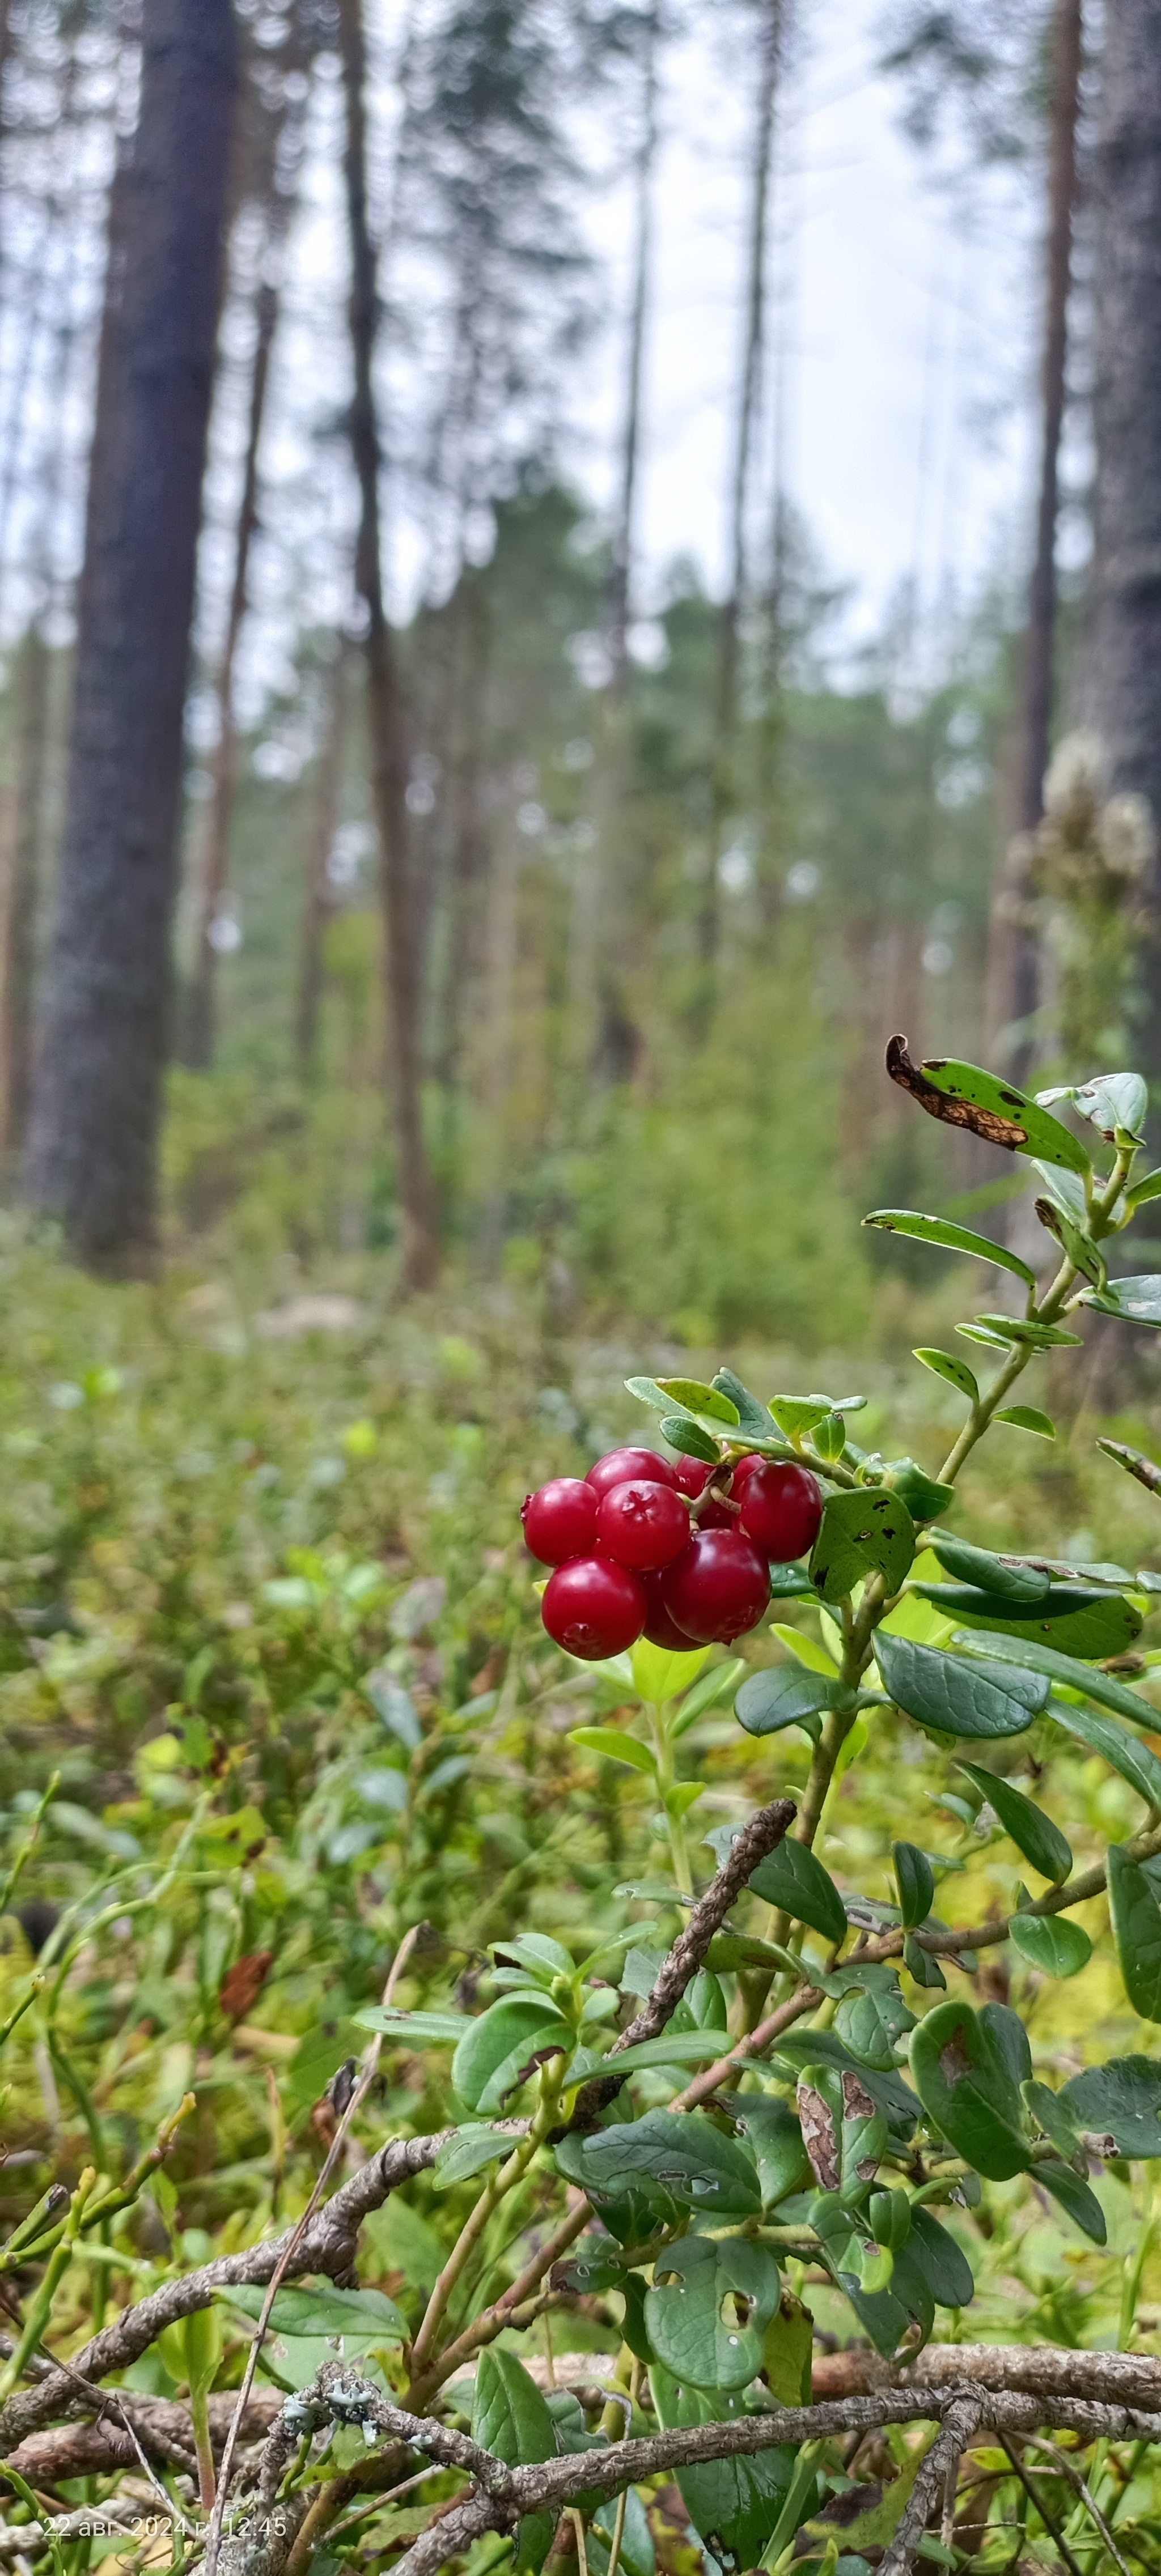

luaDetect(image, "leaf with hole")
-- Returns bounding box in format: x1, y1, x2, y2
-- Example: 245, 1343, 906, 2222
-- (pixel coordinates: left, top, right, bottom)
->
809, 1488, 916, 1605
909, 1999, 1031, 2178
1008, 1911, 1091, 1978
1108, 1845, 1161, 2020
648, 2367, 795, 2570
748, 1835, 848, 1944
913, 1347, 979, 1402
645, 2233, 781, 2390
1083, 1274, 1161, 1328
862, 1207, 1036, 1285
1061, 2056, 1161, 2157
957, 1763, 1071, 1882
876, 1633, 1048, 1739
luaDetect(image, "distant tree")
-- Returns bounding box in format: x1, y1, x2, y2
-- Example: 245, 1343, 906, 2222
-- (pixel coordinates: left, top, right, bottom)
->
1086, 0, 1161, 1076
24, 0, 238, 1268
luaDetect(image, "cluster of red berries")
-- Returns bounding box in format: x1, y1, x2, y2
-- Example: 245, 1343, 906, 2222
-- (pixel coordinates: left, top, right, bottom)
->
522, 1444, 823, 1659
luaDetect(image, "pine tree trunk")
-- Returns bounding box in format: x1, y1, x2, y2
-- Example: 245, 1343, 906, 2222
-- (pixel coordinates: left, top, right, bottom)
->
992, 0, 1082, 1069
295, 640, 349, 1077
24, 0, 237, 1269
0, 628, 49, 1159
337, 0, 440, 1291
699, 0, 783, 980
1088, 0, 1161, 1076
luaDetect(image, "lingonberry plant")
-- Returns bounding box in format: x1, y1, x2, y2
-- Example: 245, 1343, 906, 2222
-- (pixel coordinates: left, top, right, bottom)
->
9, 1040, 1161, 2576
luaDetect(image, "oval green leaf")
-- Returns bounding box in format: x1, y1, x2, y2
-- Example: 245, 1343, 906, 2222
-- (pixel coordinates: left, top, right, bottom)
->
931, 1535, 1050, 1602
809, 1487, 916, 1605
876, 1633, 1048, 1739
659, 1415, 721, 1462
918, 1583, 1142, 1659
568, 1726, 658, 1775
913, 1347, 979, 1402
956, 1762, 1072, 1882
909, 1999, 1031, 2179
1035, 2160, 1108, 2242
1046, 1698, 1161, 1809
656, 1376, 740, 1425
452, 1997, 571, 2113
863, 1208, 1036, 1286
1083, 1275, 1161, 1328
893, 1839, 935, 1928
1108, 1844, 1161, 2020
994, 1405, 1056, 1439
954, 1629, 1159, 1719
1008, 1912, 1091, 1978
734, 1665, 848, 1738
748, 1835, 848, 1945
1061, 2056, 1161, 2157
898, 1056, 1091, 1174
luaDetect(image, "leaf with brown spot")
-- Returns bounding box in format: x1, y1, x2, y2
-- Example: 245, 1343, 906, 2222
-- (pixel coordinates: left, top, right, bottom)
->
885, 1035, 1090, 1174
796, 2077, 840, 2192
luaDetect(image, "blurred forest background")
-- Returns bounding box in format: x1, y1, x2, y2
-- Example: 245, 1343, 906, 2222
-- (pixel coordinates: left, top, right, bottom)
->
0, 0, 1158, 1346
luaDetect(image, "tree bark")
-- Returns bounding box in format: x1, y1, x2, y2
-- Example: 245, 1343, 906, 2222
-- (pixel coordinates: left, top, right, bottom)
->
24, 0, 238, 1269
699, 0, 783, 979
993, 0, 1082, 1070
1088, 0, 1161, 1074
609, 5, 658, 694
337, 0, 440, 1291
0, 630, 49, 1159
295, 641, 350, 1078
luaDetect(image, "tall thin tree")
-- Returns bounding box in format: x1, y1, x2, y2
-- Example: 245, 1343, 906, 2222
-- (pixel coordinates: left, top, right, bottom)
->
24, 0, 238, 1267
337, 0, 440, 1290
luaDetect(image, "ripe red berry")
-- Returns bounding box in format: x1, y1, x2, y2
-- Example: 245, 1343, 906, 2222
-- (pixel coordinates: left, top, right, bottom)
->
661, 1529, 771, 1643
596, 1478, 690, 1571
736, 1462, 823, 1561
641, 1571, 697, 1650
729, 1452, 766, 1487
669, 1457, 712, 1499
696, 1495, 735, 1529
521, 1478, 599, 1566
541, 1557, 647, 1659
586, 1446, 679, 1497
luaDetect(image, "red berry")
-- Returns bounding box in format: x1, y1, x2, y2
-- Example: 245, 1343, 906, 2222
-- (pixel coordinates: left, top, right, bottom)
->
737, 1462, 823, 1561
641, 1571, 697, 1650
670, 1457, 712, 1499
596, 1478, 690, 1572
729, 1452, 766, 1487
586, 1446, 679, 1497
521, 1478, 599, 1566
660, 1529, 771, 1643
696, 1497, 735, 1529
542, 1558, 647, 1659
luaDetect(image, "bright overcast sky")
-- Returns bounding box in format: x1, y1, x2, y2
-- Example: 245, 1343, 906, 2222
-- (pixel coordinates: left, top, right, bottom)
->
573, 0, 1041, 658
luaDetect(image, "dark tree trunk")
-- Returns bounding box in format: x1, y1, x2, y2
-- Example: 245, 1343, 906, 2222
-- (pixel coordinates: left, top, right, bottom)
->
24, 0, 237, 1269
0, 628, 49, 1159
994, 0, 1082, 1068
295, 640, 349, 1078
337, 0, 440, 1290
1088, 0, 1161, 1077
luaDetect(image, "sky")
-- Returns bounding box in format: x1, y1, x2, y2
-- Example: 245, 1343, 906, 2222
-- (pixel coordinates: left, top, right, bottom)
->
573, 0, 1041, 662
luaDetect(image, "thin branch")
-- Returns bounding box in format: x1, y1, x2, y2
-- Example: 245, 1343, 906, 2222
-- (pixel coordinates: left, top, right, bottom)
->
880, 2400, 977, 2576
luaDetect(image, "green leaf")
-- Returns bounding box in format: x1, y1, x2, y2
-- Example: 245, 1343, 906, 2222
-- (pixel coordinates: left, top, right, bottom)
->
648, 2366, 795, 2569
712, 1368, 778, 1438
913, 1347, 979, 1402
598, 2028, 732, 2073
748, 1836, 848, 1944
659, 1414, 721, 1461
1035, 2159, 1108, 2242
905, 2205, 974, 2307
957, 1763, 1072, 1883
671, 1656, 747, 1737
645, 2234, 781, 2390
994, 1405, 1056, 1439
954, 1629, 1159, 1718
903, 1932, 947, 1988
762, 2293, 813, 2407
1061, 2055, 1161, 2156
1046, 1699, 1161, 1809
809, 1489, 916, 1605
625, 1375, 692, 1416
893, 1052, 1091, 1172
972, 1313, 1083, 1347
1033, 1197, 1106, 1287
473, 2348, 557, 2572
921, 1583, 1142, 1659
1126, 1166, 1161, 1213
1008, 1911, 1092, 1978
886, 1462, 957, 1521
629, 1639, 710, 1704
893, 1840, 935, 1928
909, 2000, 1031, 2179
1074, 1070, 1148, 1140
812, 1410, 846, 1462
876, 1633, 1048, 1739
930, 1535, 1050, 1602
353, 2007, 472, 2042
957, 1322, 1015, 1349
731, 2095, 812, 2206
734, 1665, 850, 1739
656, 1377, 740, 1425
1022, 2076, 1086, 2167
452, 1997, 572, 2114
862, 1208, 1036, 1286
769, 1393, 831, 1438
773, 2028, 922, 2136
1096, 1434, 1161, 1491
558, 2109, 760, 2216
1108, 1845, 1161, 2020
766, 1562, 821, 1600
432, 2126, 513, 2190
220, 2281, 406, 2343
1082, 1275, 1161, 1328
568, 1725, 658, 1776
